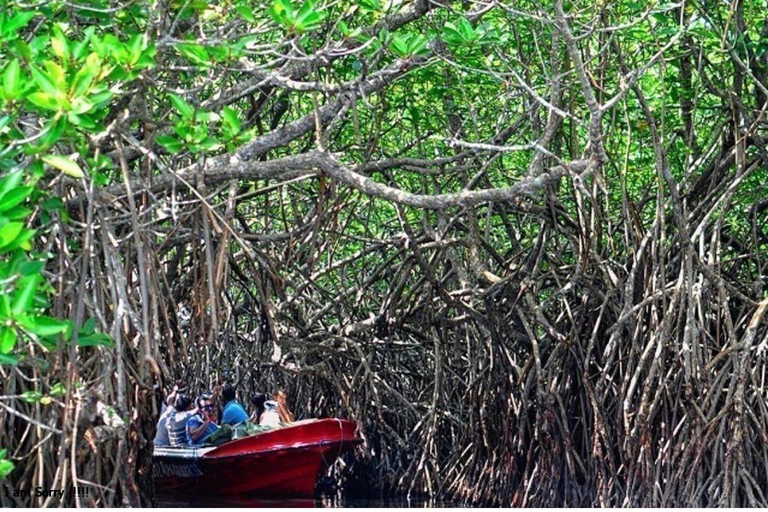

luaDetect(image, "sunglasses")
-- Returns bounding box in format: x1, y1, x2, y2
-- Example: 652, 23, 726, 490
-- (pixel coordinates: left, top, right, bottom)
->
201, 405, 214, 411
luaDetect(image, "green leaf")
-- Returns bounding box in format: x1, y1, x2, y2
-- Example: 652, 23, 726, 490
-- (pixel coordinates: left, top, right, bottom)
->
49, 382, 66, 396
237, 5, 255, 21
43, 61, 67, 91
199, 136, 222, 152
0, 186, 32, 212
2, 206, 33, 221
270, 0, 295, 27
0, 222, 23, 247
3, 59, 21, 100
27, 92, 62, 111
0, 328, 15, 354
71, 97, 94, 115
169, 94, 194, 119
42, 155, 84, 178
443, 23, 464, 45
40, 197, 63, 212
128, 34, 145, 65
2, 12, 36, 37
357, 0, 380, 11
13, 274, 41, 316
176, 43, 211, 66
81, 317, 96, 335
1, 229, 35, 252
70, 68, 95, 98
406, 35, 429, 57
296, 0, 315, 23
38, 117, 67, 148
89, 90, 113, 107
0, 354, 19, 365
18, 315, 70, 337
156, 135, 184, 154
457, 18, 475, 41
21, 390, 43, 403
77, 332, 114, 347
18, 260, 44, 276
29, 65, 59, 96
68, 113, 97, 130
389, 36, 410, 58
222, 106, 242, 134
0, 172, 24, 200
51, 26, 69, 60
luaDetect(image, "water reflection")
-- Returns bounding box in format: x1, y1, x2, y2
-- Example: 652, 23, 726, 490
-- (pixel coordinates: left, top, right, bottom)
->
155, 491, 455, 508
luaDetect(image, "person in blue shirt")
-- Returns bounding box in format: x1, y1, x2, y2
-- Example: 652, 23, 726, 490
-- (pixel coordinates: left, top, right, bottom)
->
221, 383, 249, 425
187, 393, 219, 445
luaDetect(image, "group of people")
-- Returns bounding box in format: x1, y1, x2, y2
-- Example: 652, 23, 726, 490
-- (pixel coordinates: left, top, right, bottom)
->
153, 382, 295, 447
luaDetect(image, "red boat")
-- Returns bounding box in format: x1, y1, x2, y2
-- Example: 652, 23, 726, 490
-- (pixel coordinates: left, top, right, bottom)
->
153, 419, 362, 497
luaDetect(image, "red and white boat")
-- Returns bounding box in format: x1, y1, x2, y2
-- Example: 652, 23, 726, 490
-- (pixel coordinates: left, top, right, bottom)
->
153, 419, 362, 497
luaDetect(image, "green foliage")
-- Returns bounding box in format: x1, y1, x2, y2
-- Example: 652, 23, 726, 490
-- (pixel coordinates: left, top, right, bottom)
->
269, 0, 327, 35
0, 449, 14, 479
389, 33, 430, 59
0, 4, 127, 366
442, 19, 498, 47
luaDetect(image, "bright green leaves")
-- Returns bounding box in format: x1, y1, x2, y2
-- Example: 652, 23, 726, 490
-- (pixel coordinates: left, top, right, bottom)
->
269, 0, 327, 35
24, 55, 110, 121
17, 315, 70, 338
0, 222, 24, 248
0, 10, 36, 42
169, 94, 195, 120
42, 154, 85, 178
0, 328, 15, 354
337, 21, 363, 41
176, 42, 213, 67
0, 9, 120, 370
156, 135, 184, 154
174, 41, 239, 67
442, 18, 498, 47
0, 449, 14, 479
236, 3, 256, 22
9, 28, 154, 145
0, 172, 35, 254
0, 167, 113, 365
221, 106, 248, 151
157, 94, 220, 154
222, 106, 242, 135
357, 0, 381, 12
20, 382, 68, 404
2, 60, 22, 101
12, 274, 41, 317
157, 96, 249, 154
88, 31, 156, 79
389, 34, 431, 59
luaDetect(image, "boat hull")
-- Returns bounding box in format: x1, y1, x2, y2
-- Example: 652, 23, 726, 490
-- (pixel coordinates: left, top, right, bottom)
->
153, 419, 361, 498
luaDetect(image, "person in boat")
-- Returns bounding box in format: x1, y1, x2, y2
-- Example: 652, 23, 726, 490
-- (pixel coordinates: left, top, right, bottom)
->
250, 392, 266, 424
250, 392, 281, 427
220, 383, 249, 426
274, 389, 295, 423
187, 392, 220, 445
168, 394, 195, 447
153, 385, 180, 447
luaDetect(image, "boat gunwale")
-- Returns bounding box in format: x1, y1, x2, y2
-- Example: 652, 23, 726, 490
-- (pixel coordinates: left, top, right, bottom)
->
200, 437, 363, 461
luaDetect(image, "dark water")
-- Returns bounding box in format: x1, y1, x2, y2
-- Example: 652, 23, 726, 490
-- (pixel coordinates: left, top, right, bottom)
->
155, 491, 456, 508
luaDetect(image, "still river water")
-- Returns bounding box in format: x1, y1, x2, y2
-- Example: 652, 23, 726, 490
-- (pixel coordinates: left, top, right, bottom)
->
155, 491, 457, 508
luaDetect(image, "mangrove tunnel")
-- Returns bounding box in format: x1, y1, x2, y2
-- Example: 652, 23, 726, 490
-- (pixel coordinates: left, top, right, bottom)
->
1, 0, 768, 506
